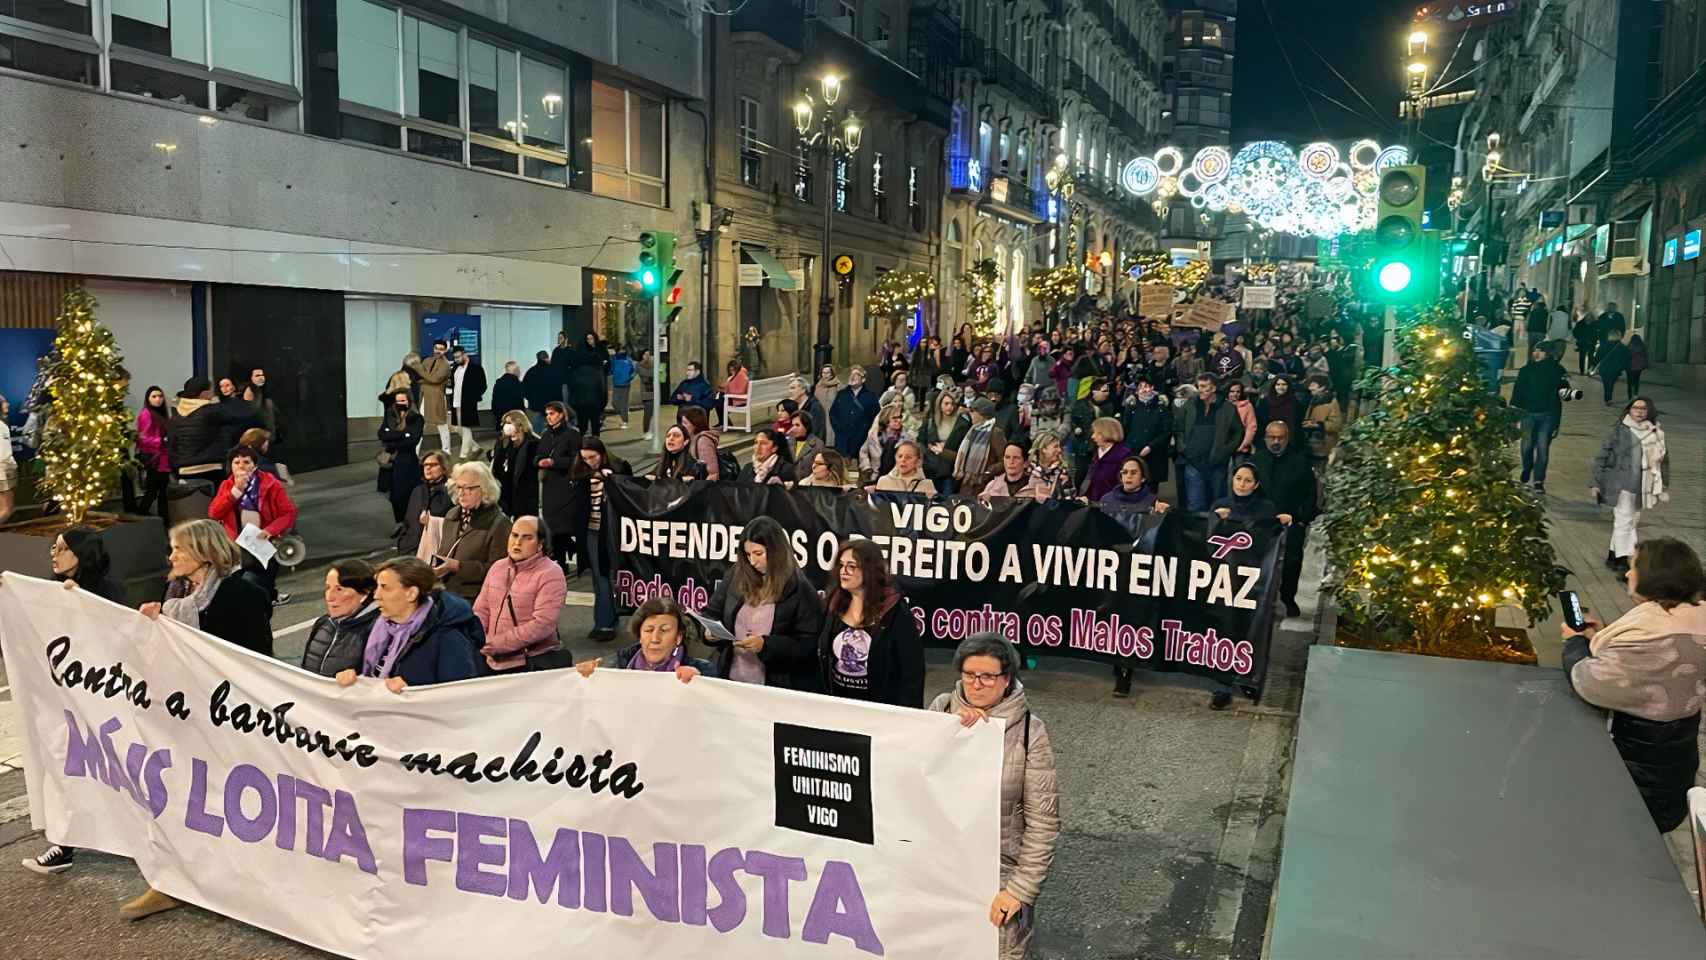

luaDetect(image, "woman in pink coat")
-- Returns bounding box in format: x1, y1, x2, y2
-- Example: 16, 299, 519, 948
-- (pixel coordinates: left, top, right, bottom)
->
132, 385, 173, 521
472, 515, 569, 673
1225, 381, 1258, 455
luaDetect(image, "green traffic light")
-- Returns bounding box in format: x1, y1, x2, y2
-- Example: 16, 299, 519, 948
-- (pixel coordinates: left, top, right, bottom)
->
640, 268, 657, 288
1378, 261, 1413, 293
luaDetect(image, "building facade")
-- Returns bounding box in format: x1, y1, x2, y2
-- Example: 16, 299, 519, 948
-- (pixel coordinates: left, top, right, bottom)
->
0, 0, 705, 469
1159, 0, 1233, 258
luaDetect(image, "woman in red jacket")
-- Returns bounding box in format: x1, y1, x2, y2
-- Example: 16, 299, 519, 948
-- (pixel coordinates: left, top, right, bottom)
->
208, 444, 298, 605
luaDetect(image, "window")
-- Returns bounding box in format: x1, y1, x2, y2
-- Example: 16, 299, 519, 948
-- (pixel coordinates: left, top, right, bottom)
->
835, 154, 849, 212
467, 39, 519, 144
1201, 21, 1223, 47
339, 0, 400, 112
3, 0, 92, 33
739, 96, 762, 187
112, 0, 205, 62
873, 151, 886, 221
211, 0, 291, 84
404, 15, 460, 128
873, 11, 890, 43
590, 79, 667, 205
0, 32, 97, 85
1009, 249, 1025, 333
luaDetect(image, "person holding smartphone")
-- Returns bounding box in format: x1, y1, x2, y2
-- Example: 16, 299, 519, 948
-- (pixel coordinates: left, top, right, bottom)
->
1560, 537, 1706, 832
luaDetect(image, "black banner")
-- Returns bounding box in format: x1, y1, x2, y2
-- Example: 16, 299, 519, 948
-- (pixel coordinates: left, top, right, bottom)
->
607, 479, 1283, 696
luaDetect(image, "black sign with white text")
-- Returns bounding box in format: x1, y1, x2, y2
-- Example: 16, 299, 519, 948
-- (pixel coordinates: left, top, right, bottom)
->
773, 722, 874, 845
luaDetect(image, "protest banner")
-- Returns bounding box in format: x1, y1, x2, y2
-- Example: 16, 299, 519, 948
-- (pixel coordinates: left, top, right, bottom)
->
610, 481, 1284, 695
1241, 285, 1276, 309
0, 574, 1001, 960
1138, 283, 1177, 318
1173, 300, 1235, 332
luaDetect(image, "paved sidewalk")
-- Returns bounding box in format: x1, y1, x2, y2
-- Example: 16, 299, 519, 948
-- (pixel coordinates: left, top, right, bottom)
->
1512, 358, 1705, 665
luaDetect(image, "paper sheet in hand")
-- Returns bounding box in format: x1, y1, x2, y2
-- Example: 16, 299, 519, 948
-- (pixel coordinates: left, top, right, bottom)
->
235, 524, 277, 565
686, 606, 737, 643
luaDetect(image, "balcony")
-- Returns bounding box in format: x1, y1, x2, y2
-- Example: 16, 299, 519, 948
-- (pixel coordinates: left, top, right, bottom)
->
1109, 101, 1148, 147
733, 0, 951, 128
1063, 60, 1113, 118
959, 31, 1058, 119
948, 152, 1042, 223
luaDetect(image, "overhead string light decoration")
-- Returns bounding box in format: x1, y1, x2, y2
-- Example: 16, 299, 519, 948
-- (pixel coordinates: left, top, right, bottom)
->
1119, 138, 1410, 238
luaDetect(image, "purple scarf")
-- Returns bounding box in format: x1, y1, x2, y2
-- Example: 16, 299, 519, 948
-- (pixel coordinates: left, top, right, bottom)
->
627, 644, 684, 672
363, 598, 434, 679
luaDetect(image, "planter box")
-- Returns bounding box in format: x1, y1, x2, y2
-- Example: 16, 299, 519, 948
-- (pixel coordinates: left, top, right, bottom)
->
0, 515, 169, 607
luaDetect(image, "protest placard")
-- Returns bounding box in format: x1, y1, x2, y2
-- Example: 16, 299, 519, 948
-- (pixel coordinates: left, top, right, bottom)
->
1138, 283, 1177, 317
1241, 285, 1276, 309
1173, 300, 1235, 331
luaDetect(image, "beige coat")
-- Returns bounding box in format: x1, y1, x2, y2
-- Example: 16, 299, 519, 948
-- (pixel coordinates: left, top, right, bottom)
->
929, 680, 1059, 960
1571, 600, 1706, 721
409, 354, 453, 426
1303, 394, 1343, 458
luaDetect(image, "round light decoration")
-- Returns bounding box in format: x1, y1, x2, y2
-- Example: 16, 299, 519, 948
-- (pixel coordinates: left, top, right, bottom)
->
1227, 140, 1299, 223
1121, 156, 1160, 196
1375, 145, 1411, 171
1190, 193, 1208, 208
1203, 183, 1230, 210
1156, 175, 1179, 198
1299, 142, 1339, 180
1348, 139, 1381, 170
1176, 168, 1205, 198
1191, 145, 1230, 184
1153, 146, 1185, 178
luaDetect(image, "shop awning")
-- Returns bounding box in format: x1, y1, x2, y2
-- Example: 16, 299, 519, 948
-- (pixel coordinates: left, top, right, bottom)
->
743, 247, 797, 289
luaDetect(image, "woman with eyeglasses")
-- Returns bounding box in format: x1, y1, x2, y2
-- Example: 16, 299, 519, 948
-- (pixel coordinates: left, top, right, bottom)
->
434, 461, 513, 601
817, 538, 923, 707
929, 633, 1060, 960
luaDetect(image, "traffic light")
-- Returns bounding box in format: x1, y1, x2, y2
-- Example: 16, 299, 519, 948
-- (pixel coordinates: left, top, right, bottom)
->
636, 230, 676, 297
664, 268, 685, 326
1368, 164, 1434, 304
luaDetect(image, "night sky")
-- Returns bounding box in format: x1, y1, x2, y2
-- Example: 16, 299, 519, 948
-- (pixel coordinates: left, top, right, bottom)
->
1229, 0, 1423, 145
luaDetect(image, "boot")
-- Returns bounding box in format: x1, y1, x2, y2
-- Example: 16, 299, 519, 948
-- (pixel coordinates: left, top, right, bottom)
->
1604, 550, 1619, 570
119, 887, 181, 921
1112, 667, 1133, 698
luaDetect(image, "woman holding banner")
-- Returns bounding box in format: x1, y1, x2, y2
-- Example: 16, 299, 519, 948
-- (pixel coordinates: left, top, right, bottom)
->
818, 538, 924, 707
930, 634, 1060, 959
699, 517, 825, 689
577, 595, 716, 679
334, 556, 480, 692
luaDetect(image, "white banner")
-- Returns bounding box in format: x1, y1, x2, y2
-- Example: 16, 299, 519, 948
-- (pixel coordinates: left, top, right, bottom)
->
1241, 285, 1276, 309
0, 575, 1001, 959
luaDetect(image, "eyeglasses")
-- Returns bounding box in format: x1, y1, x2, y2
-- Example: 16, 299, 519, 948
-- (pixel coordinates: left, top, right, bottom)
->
961, 671, 1007, 686
453, 484, 482, 492
837, 561, 861, 572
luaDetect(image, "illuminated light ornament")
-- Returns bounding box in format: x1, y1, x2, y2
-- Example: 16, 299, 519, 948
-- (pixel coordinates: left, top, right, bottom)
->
1156, 175, 1179, 198
1325, 169, 1355, 201
1122, 156, 1160, 196
1375, 145, 1410, 171
1191, 145, 1231, 184
1190, 193, 1208, 209
1152, 199, 1170, 217
1153, 146, 1185, 178
1299, 141, 1338, 180
1227, 140, 1299, 223
1203, 183, 1230, 210
1226, 199, 1244, 214
1176, 168, 1205, 198
1348, 139, 1381, 170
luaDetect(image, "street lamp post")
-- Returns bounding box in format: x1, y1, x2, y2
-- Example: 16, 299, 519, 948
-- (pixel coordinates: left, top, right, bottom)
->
794, 76, 862, 375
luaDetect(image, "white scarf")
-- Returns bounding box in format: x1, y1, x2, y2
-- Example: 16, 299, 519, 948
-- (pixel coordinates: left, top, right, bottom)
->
162, 569, 224, 627
751, 453, 779, 484
1624, 415, 1666, 509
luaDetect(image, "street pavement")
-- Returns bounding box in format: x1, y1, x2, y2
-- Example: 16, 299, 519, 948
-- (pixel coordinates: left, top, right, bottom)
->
0, 413, 1316, 960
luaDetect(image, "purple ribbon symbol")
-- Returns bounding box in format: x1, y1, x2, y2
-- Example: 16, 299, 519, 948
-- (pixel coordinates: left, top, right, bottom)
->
1207, 531, 1253, 559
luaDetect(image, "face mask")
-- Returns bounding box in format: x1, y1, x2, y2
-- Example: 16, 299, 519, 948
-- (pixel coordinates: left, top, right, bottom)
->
1267, 439, 1286, 454
502, 423, 517, 437
1138, 388, 1155, 402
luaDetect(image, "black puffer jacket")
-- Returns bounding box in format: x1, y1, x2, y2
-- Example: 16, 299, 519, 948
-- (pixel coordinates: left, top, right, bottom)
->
301, 602, 381, 677
699, 571, 826, 692
172, 395, 258, 473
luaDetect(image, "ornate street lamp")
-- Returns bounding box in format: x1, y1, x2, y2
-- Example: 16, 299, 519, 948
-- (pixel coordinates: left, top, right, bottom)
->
795, 73, 863, 373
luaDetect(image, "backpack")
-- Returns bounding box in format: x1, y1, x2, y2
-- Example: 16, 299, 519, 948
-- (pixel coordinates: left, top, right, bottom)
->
715, 448, 741, 482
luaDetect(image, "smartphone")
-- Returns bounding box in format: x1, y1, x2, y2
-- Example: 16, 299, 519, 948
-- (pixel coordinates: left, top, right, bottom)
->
1558, 590, 1586, 631
431, 554, 449, 566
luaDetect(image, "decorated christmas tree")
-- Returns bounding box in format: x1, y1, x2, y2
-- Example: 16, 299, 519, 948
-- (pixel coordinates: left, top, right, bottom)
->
1322, 302, 1563, 652
959, 258, 1000, 338
864, 269, 936, 341
35, 288, 134, 525
1025, 264, 1078, 321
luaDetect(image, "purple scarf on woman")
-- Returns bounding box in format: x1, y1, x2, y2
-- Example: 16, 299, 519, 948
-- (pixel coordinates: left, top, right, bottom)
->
363, 597, 434, 678
627, 644, 684, 672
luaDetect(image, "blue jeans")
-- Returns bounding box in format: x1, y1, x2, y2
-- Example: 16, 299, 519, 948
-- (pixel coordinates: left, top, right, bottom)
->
1520, 411, 1558, 484
587, 535, 617, 630
1180, 462, 1223, 512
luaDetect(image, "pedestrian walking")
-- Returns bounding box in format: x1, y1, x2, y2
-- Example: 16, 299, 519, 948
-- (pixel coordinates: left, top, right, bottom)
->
491, 360, 525, 423
300, 560, 381, 677
1079, 417, 1133, 503
1300, 375, 1343, 463
1591, 396, 1669, 576
1626, 332, 1649, 399
831, 367, 881, 459
1174, 375, 1242, 511
489, 409, 540, 519
679, 405, 725, 481
610, 346, 635, 430
929, 634, 1060, 960
333, 556, 481, 692
575, 595, 717, 680
208, 444, 297, 605
1509, 345, 1571, 493
812, 365, 842, 445
378, 390, 424, 528
1571, 310, 1599, 375
1591, 329, 1631, 405
568, 437, 632, 641
1250, 422, 1317, 619
566, 333, 609, 436
434, 461, 512, 601
522, 350, 560, 435
535, 402, 583, 565
131, 385, 172, 523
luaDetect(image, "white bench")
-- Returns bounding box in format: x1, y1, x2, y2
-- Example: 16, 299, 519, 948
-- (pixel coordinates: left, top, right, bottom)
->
723, 372, 797, 432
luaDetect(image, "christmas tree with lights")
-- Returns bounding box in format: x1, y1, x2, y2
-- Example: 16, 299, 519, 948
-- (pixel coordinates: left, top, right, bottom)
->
1322, 302, 1563, 654
34, 287, 134, 525
960, 258, 1000, 338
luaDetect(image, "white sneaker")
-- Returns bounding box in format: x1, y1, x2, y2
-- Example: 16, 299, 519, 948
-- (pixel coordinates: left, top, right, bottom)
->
642, 432, 654, 441
620, 420, 630, 430
23, 844, 74, 875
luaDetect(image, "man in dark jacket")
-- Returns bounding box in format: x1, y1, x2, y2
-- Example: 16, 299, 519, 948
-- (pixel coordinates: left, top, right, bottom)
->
491, 361, 525, 424
550, 331, 575, 405
1509, 345, 1571, 492
534, 403, 583, 567
788, 377, 827, 443
1172, 374, 1243, 511
449, 346, 487, 455
522, 350, 560, 433
1592, 328, 1630, 406
1251, 421, 1318, 618
171, 377, 258, 487
830, 366, 881, 458
670, 361, 716, 416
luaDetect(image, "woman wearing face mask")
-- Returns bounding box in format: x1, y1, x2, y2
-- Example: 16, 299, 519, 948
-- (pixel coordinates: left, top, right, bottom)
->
377, 389, 425, 529
489, 410, 540, 519
131, 386, 172, 523
301, 560, 381, 677
818, 538, 924, 707
569, 437, 633, 641
650, 424, 697, 481
400, 450, 453, 556
1591, 396, 1670, 577
739, 428, 796, 484
1256, 375, 1303, 438
874, 440, 938, 495
699, 517, 825, 689
930, 634, 1060, 959
576, 595, 716, 680
1119, 376, 1171, 493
